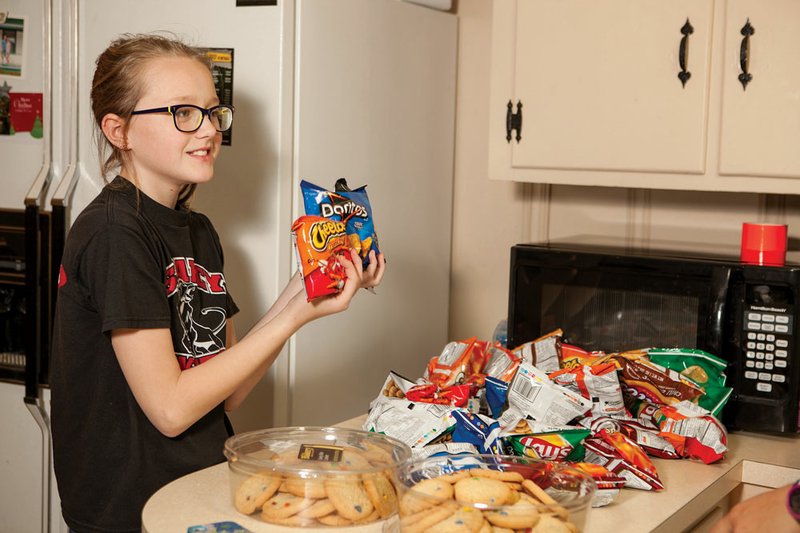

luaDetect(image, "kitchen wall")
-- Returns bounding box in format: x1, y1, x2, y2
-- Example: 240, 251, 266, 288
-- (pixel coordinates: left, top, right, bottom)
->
448, 0, 800, 342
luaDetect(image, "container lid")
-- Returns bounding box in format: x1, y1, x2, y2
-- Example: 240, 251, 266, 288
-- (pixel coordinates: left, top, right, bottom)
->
224, 426, 412, 475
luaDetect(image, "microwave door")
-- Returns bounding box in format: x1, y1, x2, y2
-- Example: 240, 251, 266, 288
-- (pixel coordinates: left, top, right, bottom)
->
521, 277, 714, 352
508, 247, 726, 354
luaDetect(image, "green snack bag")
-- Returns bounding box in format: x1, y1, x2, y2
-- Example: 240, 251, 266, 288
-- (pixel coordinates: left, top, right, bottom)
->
508, 428, 590, 462
647, 348, 733, 417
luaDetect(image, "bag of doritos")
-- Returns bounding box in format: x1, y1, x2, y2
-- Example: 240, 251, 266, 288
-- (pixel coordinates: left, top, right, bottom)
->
300, 179, 380, 268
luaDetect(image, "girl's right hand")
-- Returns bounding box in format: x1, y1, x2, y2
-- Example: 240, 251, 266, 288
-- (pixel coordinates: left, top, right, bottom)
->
288, 248, 373, 324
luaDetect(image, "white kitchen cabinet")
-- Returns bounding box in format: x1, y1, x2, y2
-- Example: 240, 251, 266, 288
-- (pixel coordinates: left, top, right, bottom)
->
493, 0, 713, 175
718, 0, 800, 179
488, 0, 800, 194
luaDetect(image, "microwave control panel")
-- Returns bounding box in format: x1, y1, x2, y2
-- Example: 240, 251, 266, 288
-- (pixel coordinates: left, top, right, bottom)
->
740, 284, 793, 399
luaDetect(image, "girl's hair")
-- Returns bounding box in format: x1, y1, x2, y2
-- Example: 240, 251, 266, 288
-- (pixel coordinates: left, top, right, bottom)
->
91, 33, 212, 208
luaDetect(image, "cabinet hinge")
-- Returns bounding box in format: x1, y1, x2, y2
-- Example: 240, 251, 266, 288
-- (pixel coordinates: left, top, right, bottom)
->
506, 100, 523, 143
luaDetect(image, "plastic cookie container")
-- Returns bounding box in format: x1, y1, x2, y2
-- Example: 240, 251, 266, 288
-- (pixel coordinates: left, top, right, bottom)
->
396, 454, 596, 532
224, 427, 412, 529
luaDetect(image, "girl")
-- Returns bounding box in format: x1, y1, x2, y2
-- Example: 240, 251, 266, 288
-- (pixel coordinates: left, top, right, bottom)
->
50, 33, 385, 533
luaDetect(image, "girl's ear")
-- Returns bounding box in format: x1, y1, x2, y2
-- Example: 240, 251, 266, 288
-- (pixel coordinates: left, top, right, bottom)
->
101, 113, 129, 150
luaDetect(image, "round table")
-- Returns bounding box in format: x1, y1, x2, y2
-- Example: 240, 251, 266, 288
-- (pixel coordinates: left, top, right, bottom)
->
142, 461, 397, 532
141, 416, 395, 532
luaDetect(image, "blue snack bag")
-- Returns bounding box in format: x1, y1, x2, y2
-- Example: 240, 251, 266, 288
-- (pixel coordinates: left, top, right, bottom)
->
484, 376, 510, 419
450, 410, 507, 455
300, 178, 380, 268
188, 522, 253, 533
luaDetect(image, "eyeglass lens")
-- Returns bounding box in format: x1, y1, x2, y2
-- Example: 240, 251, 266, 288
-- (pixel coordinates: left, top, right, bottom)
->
174, 106, 233, 133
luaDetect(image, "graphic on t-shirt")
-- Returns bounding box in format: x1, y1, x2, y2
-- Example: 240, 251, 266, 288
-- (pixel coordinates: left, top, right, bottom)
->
166, 257, 228, 370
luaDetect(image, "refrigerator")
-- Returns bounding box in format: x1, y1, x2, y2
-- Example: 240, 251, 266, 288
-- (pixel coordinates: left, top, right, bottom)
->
0, 0, 456, 530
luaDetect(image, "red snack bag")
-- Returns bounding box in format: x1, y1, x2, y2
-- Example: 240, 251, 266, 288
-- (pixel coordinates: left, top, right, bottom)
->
291, 216, 349, 301
570, 462, 626, 508
635, 401, 728, 464
424, 338, 484, 388
580, 415, 679, 460
405, 383, 437, 402
570, 462, 627, 489
559, 343, 611, 370
583, 429, 663, 491
406, 383, 471, 407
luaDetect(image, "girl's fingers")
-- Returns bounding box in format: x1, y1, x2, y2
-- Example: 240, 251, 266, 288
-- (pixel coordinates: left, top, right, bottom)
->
363, 250, 378, 279
338, 254, 362, 296
349, 248, 364, 277
368, 253, 386, 287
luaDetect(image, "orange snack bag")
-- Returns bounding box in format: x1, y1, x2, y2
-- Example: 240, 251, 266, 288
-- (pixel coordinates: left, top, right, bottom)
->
424, 337, 485, 388
291, 216, 349, 301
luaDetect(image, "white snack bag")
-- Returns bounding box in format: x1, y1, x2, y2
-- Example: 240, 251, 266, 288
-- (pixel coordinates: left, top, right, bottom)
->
512, 331, 561, 373
550, 364, 626, 418
363, 396, 456, 448
411, 442, 479, 461
506, 362, 592, 426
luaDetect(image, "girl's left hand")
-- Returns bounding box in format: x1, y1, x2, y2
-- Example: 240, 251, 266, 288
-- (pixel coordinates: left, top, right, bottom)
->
358, 249, 386, 291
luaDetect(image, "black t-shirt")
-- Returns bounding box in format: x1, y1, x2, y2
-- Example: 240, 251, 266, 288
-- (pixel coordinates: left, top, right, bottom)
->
50, 177, 239, 533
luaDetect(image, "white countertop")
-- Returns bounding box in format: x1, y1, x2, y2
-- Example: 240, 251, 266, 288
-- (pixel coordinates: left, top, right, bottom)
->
142, 417, 800, 533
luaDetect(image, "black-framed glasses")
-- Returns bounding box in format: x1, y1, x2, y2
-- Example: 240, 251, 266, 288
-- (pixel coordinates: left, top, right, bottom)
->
130, 104, 235, 133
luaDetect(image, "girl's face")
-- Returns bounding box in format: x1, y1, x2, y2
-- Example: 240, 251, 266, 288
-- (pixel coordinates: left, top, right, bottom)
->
123, 56, 221, 205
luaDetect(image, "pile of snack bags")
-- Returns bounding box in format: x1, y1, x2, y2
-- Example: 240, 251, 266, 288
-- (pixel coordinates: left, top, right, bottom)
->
292, 179, 380, 301
364, 330, 733, 507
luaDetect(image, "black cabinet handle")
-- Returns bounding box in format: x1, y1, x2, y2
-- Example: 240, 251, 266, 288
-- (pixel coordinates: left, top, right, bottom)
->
506, 100, 523, 143
738, 19, 754, 90
678, 19, 693, 88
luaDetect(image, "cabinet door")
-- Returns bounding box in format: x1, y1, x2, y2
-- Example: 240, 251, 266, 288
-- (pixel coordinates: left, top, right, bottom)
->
718, 0, 800, 178
492, 0, 713, 176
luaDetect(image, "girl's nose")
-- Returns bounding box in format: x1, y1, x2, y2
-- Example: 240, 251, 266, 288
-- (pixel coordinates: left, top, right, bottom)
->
196, 112, 219, 137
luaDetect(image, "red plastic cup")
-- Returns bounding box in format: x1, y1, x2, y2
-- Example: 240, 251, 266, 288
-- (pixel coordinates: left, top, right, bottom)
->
740, 223, 788, 266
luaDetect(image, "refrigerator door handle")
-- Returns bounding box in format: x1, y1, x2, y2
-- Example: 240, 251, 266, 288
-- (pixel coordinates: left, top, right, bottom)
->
23, 0, 54, 402
23, 1, 55, 532
51, 162, 79, 209
24, 398, 51, 533
50, 0, 80, 212
51, 0, 81, 301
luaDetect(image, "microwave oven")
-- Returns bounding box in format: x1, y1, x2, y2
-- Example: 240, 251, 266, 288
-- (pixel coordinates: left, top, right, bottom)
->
507, 241, 800, 434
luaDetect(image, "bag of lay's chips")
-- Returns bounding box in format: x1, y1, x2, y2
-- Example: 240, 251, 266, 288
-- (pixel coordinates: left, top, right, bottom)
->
508, 428, 590, 462
300, 179, 380, 268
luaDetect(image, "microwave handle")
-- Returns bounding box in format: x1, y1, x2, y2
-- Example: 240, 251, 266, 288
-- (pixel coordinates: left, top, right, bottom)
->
706, 267, 732, 356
